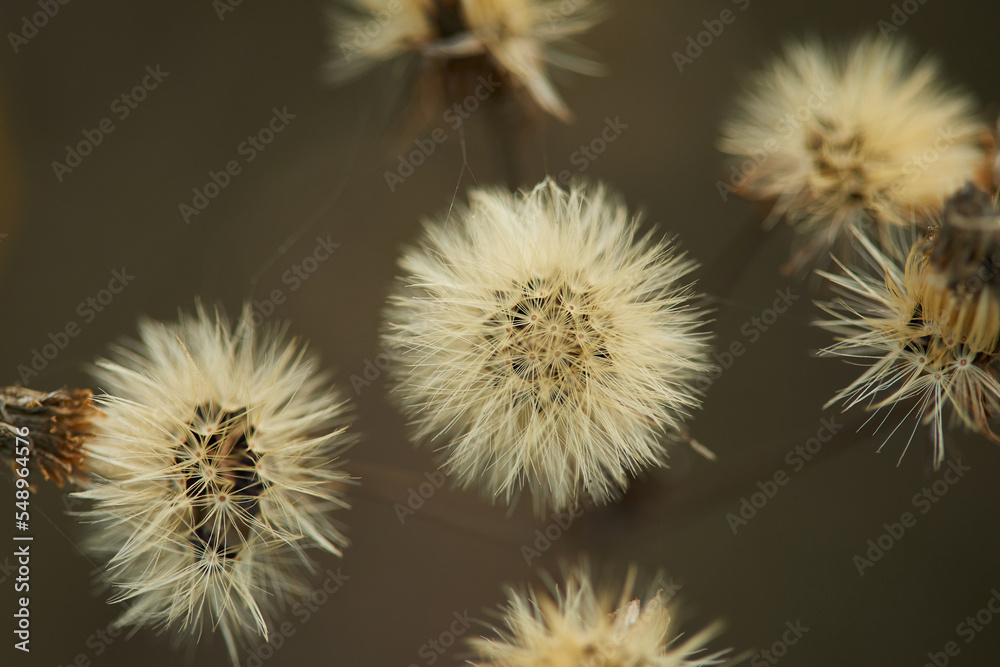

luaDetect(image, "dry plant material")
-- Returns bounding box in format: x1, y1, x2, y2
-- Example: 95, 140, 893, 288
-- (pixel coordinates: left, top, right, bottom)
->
0, 385, 95, 487
817, 185, 1000, 466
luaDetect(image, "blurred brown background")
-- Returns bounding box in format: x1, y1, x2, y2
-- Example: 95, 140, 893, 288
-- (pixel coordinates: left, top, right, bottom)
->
2, 1, 1000, 665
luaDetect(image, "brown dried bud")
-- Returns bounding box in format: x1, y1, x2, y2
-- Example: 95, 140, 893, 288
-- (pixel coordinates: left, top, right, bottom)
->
0, 386, 97, 487
907, 184, 1000, 354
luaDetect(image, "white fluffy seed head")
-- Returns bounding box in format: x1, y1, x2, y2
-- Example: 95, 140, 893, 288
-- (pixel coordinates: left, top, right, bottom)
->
76, 303, 354, 664
816, 222, 1000, 468
383, 179, 712, 515
468, 562, 728, 667
326, 0, 436, 84
719, 36, 987, 272
326, 0, 605, 121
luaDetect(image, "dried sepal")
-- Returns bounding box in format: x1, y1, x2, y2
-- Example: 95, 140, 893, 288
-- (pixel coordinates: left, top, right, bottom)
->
0, 385, 96, 487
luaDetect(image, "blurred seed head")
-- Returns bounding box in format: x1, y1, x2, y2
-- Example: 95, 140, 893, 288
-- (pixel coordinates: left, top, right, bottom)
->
719, 36, 987, 273
383, 179, 712, 516
468, 562, 729, 666
326, 0, 606, 122
0, 386, 95, 487
76, 304, 354, 664
816, 192, 1000, 467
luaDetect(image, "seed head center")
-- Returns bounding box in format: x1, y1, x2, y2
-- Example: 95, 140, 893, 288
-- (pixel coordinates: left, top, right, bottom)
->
482, 277, 611, 409
178, 404, 263, 560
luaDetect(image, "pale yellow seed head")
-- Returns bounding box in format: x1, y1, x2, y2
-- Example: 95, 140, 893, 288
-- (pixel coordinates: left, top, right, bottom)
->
720, 35, 986, 272
383, 179, 713, 515
817, 220, 1000, 467
326, 0, 605, 121
76, 303, 354, 665
469, 563, 729, 667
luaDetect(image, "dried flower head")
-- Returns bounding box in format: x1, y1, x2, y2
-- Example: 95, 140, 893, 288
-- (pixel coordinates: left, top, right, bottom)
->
910, 184, 1000, 353
383, 179, 712, 515
719, 36, 986, 273
75, 304, 354, 664
468, 562, 728, 666
1, 386, 95, 487
991, 115, 1000, 191
816, 186, 1000, 466
326, 0, 605, 122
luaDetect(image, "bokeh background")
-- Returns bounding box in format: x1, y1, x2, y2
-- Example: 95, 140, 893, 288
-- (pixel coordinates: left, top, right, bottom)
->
2, 1, 1000, 665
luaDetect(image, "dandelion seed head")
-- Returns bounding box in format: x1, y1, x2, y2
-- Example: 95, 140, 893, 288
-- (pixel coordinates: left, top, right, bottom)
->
468, 562, 728, 667
383, 179, 712, 515
76, 304, 354, 664
720, 36, 985, 271
816, 199, 1000, 467
326, 0, 437, 84
326, 0, 605, 121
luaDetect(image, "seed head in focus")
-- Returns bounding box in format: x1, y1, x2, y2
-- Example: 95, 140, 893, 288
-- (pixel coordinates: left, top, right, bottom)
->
719, 36, 986, 273
468, 562, 729, 666
75, 304, 354, 664
326, 0, 606, 122
383, 179, 712, 516
816, 186, 1000, 467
